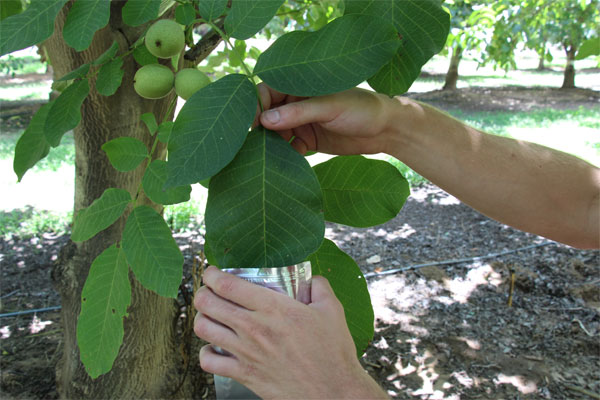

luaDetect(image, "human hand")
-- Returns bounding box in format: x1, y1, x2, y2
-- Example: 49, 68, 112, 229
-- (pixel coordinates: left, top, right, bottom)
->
193, 266, 387, 399
256, 83, 398, 156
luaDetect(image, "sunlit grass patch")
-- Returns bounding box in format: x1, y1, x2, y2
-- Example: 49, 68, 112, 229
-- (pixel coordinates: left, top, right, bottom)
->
0, 206, 72, 240
0, 131, 75, 172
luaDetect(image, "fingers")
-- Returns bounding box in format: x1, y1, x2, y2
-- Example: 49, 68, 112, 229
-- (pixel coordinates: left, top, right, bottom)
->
260, 97, 332, 132
309, 275, 344, 314
201, 266, 285, 312
193, 312, 238, 352
199, 344, 240, 377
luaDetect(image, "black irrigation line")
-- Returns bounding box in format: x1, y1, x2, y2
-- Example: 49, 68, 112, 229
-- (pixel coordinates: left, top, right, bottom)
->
0, 242, 556, 318
363, 241, 557, 279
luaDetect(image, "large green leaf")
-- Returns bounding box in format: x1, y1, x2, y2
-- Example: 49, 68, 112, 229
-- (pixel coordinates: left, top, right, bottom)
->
308, 239, 374, 358
225, 0, 285, 40
175, 3, 196, 26
165, 74, 256, 187
57, 64, 91, 82
77, 244, 131, 379
576, 37, 600, 60
197, 0, 228, 21
13, 102, 53, 182
122, 206, 183, 298
0, 0, 23, 21
63, 0, 110, 51
253, 14, 400, 97
96, 58, 124, 96
122, 0, 161, 27
102, 137, 149, 172
0, 0, 68, 56
344, 0, 450, 96
205, 128, 324, 268
142, 160, 191, 205
313, 155, 409, 227
71, 188, 132, 242
44, 78, 90, 147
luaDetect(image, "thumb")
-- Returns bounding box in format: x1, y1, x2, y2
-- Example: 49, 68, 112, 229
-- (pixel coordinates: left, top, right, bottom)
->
310, 275, 337, 303
260, 98, 334, 131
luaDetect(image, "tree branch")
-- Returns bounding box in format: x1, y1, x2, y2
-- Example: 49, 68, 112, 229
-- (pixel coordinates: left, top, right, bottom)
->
184, 21, 224, 66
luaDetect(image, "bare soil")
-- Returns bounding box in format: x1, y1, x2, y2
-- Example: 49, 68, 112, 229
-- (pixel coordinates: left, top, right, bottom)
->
1, 82, 599, 399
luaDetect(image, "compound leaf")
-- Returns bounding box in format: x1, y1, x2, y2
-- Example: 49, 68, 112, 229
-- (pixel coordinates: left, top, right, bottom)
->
102, 137, 149, 172
175, 3, 196, 26
122, 206, 183, 298
308, 239, 374, 358
63, 0, 110, 51
122, 0, 161, 27
13, 102, 53, 182
254, 14, 400, 96
96, 58, 124, 96
166, 74, 256, 187
77, 244, 131, 379
205, 127, 324, 268
0, 0, 68, 56
344, 0, 450, 95
57, 64, 90, 82
142, 160, 191, 205
71, 188, 132, 242
44, 78, 90, 147
313, 156, 409, 227
225, 0, 284, 40
93, 40, 120, 66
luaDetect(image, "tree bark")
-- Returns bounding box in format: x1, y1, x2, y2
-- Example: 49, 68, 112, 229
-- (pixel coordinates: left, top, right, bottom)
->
562, 45, 577, 89
537, 50, 545, 70
443, 45, 462, 91
45, 2, 202, 398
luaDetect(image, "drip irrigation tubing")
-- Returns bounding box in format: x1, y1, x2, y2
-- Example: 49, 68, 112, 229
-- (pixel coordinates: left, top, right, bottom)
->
363, 241, 556, 279
0, 242, 556, 317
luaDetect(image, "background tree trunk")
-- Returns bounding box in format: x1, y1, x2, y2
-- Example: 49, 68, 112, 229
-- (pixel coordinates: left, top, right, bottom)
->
537, 47, 546, 70
443, 45, 462, 90
561, 45, 576, 88
44, 3, 203, 398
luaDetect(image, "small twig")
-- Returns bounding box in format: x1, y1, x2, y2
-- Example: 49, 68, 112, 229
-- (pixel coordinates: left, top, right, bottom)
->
565, 384, 600, 399
0, 290, 19, 299
572, 318, 595, 337
523, 355, 544, 362
184, 23, 223, 66
507, 264, 515, 307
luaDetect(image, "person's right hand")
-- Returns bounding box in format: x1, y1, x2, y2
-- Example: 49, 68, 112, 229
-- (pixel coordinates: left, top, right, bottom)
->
257, 84, 399, 156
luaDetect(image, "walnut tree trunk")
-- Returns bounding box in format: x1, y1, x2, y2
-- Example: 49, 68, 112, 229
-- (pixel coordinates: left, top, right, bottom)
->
442, 45, 462, 91
45, 3, 202, 398
561, 45, 577, 89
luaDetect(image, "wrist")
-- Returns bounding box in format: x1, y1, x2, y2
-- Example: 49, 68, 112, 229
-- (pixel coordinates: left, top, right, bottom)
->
380, 95, 423, 160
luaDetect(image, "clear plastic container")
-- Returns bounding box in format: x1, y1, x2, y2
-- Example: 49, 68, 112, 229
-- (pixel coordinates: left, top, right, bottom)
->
213, 262, 312, 399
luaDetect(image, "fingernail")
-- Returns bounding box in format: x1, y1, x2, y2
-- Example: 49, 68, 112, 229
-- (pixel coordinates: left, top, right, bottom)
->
264, 109, 280, 124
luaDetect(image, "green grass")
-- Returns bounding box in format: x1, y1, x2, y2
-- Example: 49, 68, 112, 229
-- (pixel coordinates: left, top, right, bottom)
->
164, 201, 205, 233
0, 207, 72, 240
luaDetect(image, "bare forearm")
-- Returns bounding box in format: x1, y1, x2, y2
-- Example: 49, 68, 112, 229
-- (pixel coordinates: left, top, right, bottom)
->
384, 97, 600, 248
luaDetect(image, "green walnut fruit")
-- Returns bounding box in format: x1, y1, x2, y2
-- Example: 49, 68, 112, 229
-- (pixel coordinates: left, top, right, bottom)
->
145, 19, 185, 59
175, 69, 211, 100
133, 64, 174, 99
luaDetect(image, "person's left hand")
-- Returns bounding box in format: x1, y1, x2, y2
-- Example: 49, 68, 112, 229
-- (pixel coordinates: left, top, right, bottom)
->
193, 266, 387, 399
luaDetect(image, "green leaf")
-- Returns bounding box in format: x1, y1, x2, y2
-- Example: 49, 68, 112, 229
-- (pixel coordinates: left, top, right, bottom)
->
142, 160, 192, 205
71, 188, 132, 242
344, 0, 450, 96
122, 0, 161, 27
576, 37, 600, 60
313, 156, 409, 227
225, 0, 285, 40
93, 40, 120, 66
96, 58, 124, 96
157, 121, 173, 143
45, 78, 90, 147
307, 239, 374, 358
77, 245, 131, 379
165, 74, 256, 187
197, 0, 228, 21
13, 102, 53, 182
0, 0, 68, 57
133, 45, 158, 65
63, 0, 110, 51
253, 14, 400, 97
101, 137, 149, 172
175, 3, 196, 26
205, 127, 324, 268
141, 113, 158, 135
122, 206, 183, 298
57, 64, 91, 82
1, 0, 23, 21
